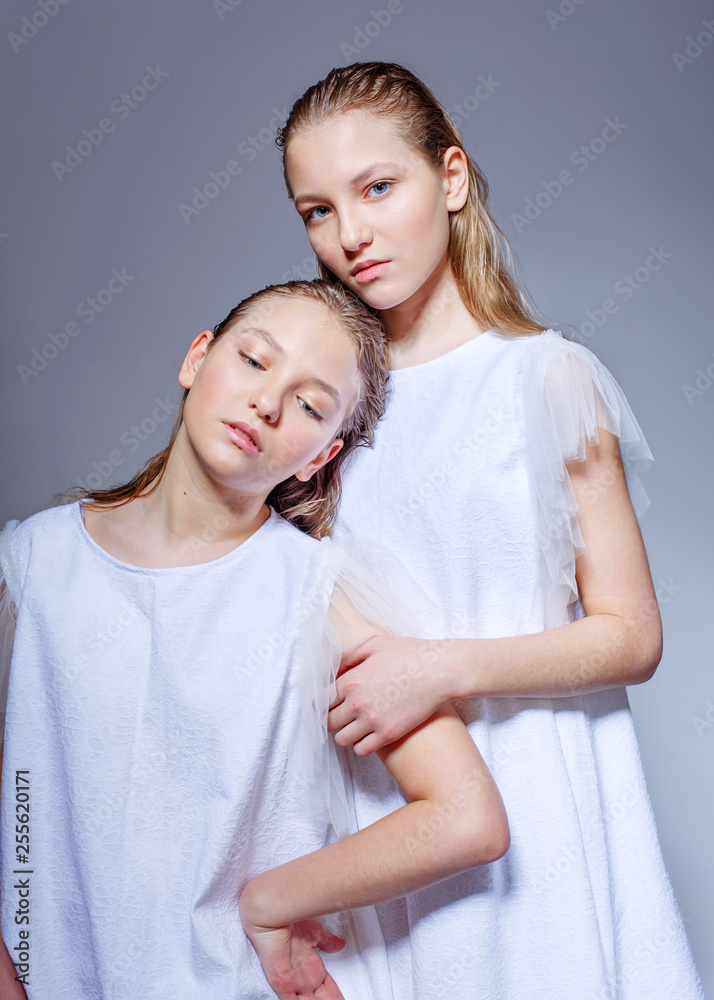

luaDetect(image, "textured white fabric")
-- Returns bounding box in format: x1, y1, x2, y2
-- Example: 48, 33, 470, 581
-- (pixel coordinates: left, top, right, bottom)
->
0, 503, 395, 1000
332, 328, 705, 1000
297, 531, 436, 842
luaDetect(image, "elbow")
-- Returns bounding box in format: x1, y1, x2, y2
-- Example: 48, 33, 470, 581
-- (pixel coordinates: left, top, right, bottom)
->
447, 798, 511, 870
479, 822, 511, 865
635, 642, 662, 685
628, 613, 663, 685
480, 806, 511, 864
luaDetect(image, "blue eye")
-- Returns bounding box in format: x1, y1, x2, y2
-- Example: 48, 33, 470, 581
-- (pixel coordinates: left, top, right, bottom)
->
240, 352, 264, 370
304, 205, 330, 224
368, 181, 391, 196
299, 398, 322, 421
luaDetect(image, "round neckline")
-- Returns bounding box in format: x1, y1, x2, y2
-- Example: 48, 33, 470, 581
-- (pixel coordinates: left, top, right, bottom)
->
388, 329, 497, 375
73, 500, 279, 575
388, 327, 556, 376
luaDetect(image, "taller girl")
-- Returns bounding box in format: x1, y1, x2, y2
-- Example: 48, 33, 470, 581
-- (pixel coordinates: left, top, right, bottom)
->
277, 62, 704, 999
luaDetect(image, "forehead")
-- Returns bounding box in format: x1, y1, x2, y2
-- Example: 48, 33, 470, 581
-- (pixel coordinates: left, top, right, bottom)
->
286, 108, 426, 186
230, 295, 358, 366
236, 294, 345, 334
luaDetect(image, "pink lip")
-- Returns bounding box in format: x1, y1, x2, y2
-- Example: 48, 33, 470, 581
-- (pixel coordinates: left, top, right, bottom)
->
223, 421, 261, 454
351, 259, 390, 283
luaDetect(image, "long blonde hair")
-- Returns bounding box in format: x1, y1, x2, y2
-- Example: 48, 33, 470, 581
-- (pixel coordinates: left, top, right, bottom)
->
276, 61, 544, 338
68, 280, 389, 538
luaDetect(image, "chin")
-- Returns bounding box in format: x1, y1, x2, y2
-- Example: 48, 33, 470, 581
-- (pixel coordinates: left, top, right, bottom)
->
341, 279, 400, 310
363, 288, 423, 313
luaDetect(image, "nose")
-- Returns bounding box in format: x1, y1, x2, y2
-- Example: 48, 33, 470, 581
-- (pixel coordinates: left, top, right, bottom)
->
338, 206, 372, 254
248, 385, 282, 425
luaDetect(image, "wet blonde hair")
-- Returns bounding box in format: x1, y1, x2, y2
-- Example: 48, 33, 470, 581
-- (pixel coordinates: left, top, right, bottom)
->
70, 280, 389, 539
277, 61, 545, 337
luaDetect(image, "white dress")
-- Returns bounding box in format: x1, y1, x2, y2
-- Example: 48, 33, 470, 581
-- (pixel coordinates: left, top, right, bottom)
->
0, 502, 395, 1000
332, 328, 705, 1000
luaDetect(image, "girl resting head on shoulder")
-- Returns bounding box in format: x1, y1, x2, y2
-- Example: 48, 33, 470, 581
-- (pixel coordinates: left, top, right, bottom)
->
0, 277, 509, 1000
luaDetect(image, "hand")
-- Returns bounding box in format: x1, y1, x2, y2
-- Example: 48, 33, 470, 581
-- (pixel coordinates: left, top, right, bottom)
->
327, 635, 452, 755
242, 917, 346, 1000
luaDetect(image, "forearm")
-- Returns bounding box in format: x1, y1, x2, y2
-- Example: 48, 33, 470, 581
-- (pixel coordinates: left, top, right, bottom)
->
240, 776, 504, 929
444, 608, 662, 701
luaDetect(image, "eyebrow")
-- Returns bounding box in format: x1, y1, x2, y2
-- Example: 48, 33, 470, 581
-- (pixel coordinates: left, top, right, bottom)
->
294, 161, 404, 209
241, 326, 285, 355
239, 326, 343, 407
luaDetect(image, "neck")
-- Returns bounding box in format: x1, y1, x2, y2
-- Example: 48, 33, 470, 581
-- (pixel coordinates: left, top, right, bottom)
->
83, 433, 272, 569
379, 256, 487, 369
136, 435, 271, 558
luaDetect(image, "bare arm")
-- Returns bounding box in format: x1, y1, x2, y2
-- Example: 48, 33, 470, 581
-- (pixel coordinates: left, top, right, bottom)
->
328, 431, 663, 754
238, 594, 509, 998
240, 703, 508, 927
451, 429, 662, 696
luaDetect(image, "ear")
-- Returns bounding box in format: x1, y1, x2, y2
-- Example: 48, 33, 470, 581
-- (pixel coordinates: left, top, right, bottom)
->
178, 331, 214, 390
442, 146, 469, 212
294, 438, 345, 483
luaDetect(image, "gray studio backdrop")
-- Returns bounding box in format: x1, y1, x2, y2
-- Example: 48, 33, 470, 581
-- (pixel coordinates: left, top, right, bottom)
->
1, 0, 712, 990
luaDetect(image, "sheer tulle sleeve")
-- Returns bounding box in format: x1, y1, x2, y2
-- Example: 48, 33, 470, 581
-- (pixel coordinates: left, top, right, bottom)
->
0, 520, 21, 749
521, 329, 654, 620
296, 533, 435, 839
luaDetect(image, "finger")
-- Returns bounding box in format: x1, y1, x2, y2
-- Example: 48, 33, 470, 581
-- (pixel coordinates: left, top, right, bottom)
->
333, 720, 371, 749
329, 675, 353, 711
313, 680, 338, 713
326, 704, 356, 733
316, 973, 346, 1000
336, 638, 373, 676
351, 732, 386, 757
327, 689, 346, 712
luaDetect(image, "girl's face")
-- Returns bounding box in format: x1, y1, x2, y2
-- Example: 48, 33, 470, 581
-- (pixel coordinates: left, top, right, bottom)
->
177, 296, 359, 497
285, 110, 466, 314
